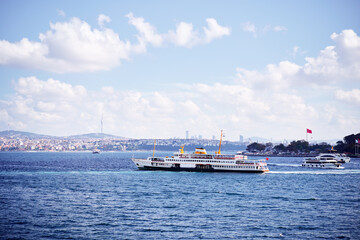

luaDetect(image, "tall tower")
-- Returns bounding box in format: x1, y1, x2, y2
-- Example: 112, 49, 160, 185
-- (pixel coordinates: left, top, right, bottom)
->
186, 130, 189, 139
239, 135, 244, 143
101, 112, 103, 134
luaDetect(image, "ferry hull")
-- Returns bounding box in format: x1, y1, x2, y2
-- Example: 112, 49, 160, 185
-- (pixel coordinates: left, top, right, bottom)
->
302, 163, 344, 169
138, 165, 268, 173
132, 157, 269, 173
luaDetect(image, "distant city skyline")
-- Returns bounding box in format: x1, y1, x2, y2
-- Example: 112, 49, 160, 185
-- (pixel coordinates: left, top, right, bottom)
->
0, 1, 359, 141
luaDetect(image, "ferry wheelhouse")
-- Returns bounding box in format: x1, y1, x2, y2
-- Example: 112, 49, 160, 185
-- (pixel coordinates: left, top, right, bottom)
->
315, 153, 350, 163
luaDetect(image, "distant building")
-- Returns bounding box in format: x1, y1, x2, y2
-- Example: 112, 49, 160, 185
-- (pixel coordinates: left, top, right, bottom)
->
239, 135, 244, 143
186, 131, 189, 139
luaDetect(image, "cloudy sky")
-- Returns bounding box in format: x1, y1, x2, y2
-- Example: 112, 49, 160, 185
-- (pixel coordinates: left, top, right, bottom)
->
0, 0, 359, 141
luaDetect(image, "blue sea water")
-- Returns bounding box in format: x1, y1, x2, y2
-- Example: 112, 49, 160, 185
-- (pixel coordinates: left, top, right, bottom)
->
0, 152, 360, 239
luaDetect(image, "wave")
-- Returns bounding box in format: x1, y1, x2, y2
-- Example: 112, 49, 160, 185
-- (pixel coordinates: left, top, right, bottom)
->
296, 197, 320, 201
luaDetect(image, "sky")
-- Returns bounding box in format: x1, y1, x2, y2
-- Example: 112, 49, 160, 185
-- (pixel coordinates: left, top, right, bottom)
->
0, 0, 359, 141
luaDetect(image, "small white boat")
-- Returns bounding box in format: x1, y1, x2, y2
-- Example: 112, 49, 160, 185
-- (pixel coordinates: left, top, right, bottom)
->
92, 149, 100, 154
302, 155, 344, 169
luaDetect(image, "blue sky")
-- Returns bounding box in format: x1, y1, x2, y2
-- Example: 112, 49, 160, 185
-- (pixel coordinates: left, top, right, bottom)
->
0, 0, 359, 141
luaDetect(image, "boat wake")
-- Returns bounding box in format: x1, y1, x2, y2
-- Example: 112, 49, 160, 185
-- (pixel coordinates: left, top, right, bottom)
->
267, 163, 301, 167
269, 169, 360, 175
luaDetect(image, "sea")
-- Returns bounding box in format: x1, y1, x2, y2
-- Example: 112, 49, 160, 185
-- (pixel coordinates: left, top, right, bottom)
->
0, 151, 359, 240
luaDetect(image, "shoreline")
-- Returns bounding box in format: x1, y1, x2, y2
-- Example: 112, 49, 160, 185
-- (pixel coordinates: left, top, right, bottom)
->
1, 150, 359, 159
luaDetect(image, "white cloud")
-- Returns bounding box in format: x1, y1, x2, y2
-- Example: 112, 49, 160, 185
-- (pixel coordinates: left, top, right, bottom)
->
236, 60, 301, 90
167, 22, 200, 48
0, 77, 182, 137
302, 30, 360, 83
1, 29, 359, 140
236, 29, 360, 90
233, 29, 360, 138
241, 22, 287, 37
0, 13, 230, 73
166, 18, 230, 48
241, 22, 256, 33
0, 38, 48, 66
335, 89, 360, 105
331, 29, 360, 63
181, 100, 201, 115
303, 46, 339, 76
0, 18, 133, 73
0, 65, 358, 140
329, 29, 360, 80
15, 76, 87, 101
271, 93, 317, 120
57, 9, 66, 17
292, 46, 299, 56
98, 14, 111, 28
203, 18, 231, 43
273, 25, 287, 32
40, 18, 133, 69
291, 46, 307, 58
126, 12, 163, 47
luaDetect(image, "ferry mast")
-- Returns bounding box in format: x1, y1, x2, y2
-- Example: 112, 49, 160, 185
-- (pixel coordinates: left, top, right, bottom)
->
216, 130, 224, 155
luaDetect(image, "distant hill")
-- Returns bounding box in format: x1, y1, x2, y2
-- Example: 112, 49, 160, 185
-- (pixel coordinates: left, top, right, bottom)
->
68, 133, 127, 139
0, 130, 54, 139
246, 136, 271, 143
0, 130, 127, 140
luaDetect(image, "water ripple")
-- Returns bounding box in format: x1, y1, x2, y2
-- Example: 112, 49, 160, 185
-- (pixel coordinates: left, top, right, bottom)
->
1, 152, 359, 239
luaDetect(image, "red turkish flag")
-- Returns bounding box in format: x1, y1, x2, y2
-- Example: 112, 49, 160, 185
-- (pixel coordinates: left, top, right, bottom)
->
307, 129, 312, 134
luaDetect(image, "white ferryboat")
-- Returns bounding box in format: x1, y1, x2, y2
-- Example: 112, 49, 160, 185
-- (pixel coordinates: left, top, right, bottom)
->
132, 147, 269, 173
302, 155, 344, 169
132, 130, 269, 173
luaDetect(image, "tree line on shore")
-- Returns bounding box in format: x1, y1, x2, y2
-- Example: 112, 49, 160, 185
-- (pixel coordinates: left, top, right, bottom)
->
246, 133, 360, 155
